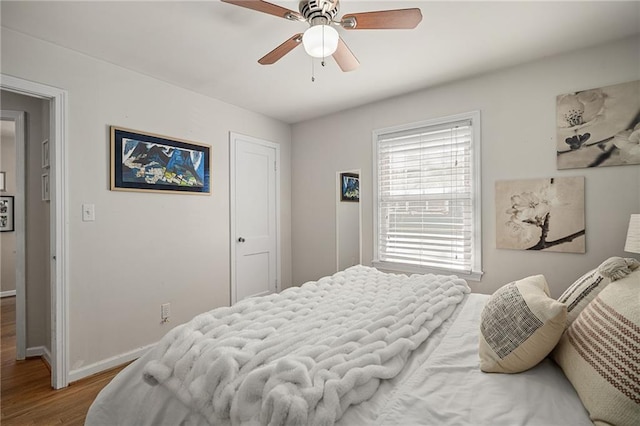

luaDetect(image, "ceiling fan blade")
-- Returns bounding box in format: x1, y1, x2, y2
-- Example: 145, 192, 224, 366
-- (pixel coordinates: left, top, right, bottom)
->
332, 37, 359, 72
341, 8, 423, 30
221, 0, 304, 21
258, 34, 303, 65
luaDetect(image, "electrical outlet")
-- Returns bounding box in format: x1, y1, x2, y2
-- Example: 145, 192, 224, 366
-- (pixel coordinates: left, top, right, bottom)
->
161, 303, 170, 323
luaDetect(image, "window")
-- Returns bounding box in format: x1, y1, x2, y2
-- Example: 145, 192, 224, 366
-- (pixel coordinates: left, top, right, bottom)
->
373, 111, 482, 280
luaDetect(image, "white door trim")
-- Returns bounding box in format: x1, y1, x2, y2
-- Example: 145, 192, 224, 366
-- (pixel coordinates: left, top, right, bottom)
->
229, 132, 281, 305
1, 74, 69, 389
0, 110, 26, 360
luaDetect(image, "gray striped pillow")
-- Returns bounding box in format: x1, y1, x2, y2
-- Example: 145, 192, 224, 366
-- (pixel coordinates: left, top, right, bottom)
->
558, 257, 639, 325
553, 270, 640, 426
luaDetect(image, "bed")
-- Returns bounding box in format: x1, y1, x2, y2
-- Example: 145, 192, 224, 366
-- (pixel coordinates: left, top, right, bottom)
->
86, 263, 639, 425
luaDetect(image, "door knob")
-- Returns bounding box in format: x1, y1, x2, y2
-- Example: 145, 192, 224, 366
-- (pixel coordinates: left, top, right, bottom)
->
238, 237, 246, 243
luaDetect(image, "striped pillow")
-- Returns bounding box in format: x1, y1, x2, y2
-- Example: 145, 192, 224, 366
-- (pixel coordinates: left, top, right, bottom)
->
479, 275, 567, 373
553, 270, 639, 426
558, 257, 639, 325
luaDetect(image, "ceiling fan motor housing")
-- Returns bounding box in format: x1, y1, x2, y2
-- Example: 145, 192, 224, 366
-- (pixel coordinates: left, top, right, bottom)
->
299, 0, 339, 24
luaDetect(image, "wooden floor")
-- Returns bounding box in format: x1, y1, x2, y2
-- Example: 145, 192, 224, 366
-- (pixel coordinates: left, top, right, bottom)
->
1, 296, 129, 425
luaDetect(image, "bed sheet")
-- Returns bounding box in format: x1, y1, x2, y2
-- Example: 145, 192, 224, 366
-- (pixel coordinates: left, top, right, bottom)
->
374, 293, 591, 426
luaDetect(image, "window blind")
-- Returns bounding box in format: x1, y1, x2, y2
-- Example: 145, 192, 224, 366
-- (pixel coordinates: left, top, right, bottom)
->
375, 118, 476, 274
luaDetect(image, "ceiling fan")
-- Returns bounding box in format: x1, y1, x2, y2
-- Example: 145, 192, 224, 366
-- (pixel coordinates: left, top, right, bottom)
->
221, 0, 423, 72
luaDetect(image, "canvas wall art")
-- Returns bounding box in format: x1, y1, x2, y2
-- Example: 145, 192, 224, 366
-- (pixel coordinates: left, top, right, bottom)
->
496, 176, 585, 253
556, 80, 640, 169
340, 172, 359, 202
110, 126, 211, 194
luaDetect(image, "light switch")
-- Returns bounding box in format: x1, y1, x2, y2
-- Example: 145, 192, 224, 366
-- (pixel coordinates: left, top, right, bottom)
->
82, 204, 95, 222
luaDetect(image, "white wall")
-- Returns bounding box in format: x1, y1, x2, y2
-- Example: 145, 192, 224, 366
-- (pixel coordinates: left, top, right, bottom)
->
292, 35, 640, 297
337, 201, 360, 271
1, 28, 292, 375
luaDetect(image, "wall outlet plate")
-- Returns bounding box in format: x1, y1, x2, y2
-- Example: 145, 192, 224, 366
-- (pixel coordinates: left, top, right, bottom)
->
161, 303, 170, 321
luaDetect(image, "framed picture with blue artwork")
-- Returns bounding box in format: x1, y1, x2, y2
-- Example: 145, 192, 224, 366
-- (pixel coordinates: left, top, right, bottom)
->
110, 126, 211, 195
340, 172, 359, 202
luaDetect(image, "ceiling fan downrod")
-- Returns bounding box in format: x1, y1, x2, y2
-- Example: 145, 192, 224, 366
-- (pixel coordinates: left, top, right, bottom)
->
299, 0, 339, 23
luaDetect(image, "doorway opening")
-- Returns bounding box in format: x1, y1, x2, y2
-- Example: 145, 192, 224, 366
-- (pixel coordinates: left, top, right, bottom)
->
0, 110, 26, 362
1, 74, 69, 389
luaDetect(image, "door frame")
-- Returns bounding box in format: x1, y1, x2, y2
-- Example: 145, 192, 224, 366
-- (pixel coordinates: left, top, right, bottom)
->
229, 132, 281, 305
0, 110, 26, 360
1, 74, 69, 389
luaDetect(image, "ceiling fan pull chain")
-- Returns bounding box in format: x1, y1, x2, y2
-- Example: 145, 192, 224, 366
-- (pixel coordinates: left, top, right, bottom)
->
311, 57, 315, 82
320, 23, 327, 67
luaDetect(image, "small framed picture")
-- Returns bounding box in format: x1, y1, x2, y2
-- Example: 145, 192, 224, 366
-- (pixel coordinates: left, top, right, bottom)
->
42, 139, 50, 169
42, 173, 50, 201
340, 172, 359, 202
0, 171, 5, 192
0, 196, 14, 232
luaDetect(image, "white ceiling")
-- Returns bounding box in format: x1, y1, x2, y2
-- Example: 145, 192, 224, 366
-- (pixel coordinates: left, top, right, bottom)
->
2, 1, 639, 124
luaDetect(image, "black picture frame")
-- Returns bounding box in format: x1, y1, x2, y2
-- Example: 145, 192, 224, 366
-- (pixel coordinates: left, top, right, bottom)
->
340, 172, 359, 202
110, 126, 211, 194
0, 195, 15, 232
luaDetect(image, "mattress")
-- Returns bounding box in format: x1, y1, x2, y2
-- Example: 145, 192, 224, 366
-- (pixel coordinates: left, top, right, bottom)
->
86, 292, 590, 425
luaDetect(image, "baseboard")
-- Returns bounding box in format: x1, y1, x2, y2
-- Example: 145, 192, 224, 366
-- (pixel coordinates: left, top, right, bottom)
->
68, 343, 155, 383
1, 290, 16, 298
42, 346, 52, 371
26, 345, 49, 359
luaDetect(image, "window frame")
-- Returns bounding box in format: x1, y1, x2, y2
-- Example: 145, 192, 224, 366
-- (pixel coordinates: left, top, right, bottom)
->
372, 111, 483, 281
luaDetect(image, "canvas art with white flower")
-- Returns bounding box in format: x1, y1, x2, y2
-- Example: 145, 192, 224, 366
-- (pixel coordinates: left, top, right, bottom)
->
496, 176, 585, 253
557, 80, 640, 169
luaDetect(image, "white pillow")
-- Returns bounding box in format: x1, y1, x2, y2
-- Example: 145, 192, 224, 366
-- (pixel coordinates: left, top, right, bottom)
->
479, 275, 567, 373
553, 270, 640, 426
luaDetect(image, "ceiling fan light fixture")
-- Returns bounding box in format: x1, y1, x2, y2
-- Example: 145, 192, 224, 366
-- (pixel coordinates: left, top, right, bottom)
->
302, 24, 339, 58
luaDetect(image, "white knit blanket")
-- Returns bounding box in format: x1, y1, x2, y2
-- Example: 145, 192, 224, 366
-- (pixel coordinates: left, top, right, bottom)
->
143, 265, 469, 425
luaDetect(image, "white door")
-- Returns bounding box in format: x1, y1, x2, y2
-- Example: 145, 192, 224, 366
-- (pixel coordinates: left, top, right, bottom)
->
230, 133, 279, 304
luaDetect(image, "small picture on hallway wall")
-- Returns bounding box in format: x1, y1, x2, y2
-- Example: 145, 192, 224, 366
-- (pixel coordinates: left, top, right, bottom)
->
42, 139, 50, 169
495, 176, 585, 253
42, 173, 50, 202
556, 80, 640, 169
0, 196, 14, 232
